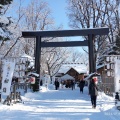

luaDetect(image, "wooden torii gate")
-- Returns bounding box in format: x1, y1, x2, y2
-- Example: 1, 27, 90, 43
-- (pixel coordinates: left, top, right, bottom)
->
22, 27, 109, 91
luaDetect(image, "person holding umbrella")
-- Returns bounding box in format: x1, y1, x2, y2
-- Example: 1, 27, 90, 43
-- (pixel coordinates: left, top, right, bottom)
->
89, 78, 99, 109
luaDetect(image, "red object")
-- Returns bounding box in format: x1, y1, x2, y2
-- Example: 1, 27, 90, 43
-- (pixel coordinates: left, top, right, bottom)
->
29, 77, 35, 84
92, 77, 98, 82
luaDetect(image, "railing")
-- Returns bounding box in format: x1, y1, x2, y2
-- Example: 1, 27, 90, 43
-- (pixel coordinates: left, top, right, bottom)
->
3, 82, 32, 105
99, 72, 114, 96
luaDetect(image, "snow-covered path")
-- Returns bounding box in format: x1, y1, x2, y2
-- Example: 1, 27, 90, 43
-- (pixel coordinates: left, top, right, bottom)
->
0, 85, 120, 120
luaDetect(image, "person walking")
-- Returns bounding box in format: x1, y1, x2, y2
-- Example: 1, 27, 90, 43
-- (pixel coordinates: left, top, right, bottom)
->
71, 80, 74, 90
40, 80, 43, 86
89, 78, 98, 109
73, 80, 75, 89
54, 80, 59, 90
79, 79, 85, 93
115, 92, 119, 105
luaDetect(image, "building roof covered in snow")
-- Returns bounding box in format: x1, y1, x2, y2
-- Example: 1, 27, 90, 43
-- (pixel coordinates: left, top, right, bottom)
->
58, 63, 88, 74
60, 74, 75, 81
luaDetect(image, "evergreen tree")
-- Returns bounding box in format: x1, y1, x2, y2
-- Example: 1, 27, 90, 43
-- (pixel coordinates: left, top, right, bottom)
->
0, 0, 13, 5
0, 0, 13, 41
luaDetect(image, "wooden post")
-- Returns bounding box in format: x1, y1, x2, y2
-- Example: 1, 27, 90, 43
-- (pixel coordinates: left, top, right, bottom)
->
34, 36, 41, 91
88, 34, 96, 73
13, 84, 16, 103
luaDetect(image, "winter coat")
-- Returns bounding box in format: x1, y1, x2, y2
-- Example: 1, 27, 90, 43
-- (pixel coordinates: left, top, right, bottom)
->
79, 80, 85, 88
55, 81, 59, 87
89, 82, 98, 96
115, 93, 119, 100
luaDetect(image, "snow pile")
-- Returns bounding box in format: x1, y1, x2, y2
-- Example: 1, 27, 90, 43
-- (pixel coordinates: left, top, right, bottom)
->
97, 92, 115, 111
98, 92, 114, 101
24, 92, 42, 100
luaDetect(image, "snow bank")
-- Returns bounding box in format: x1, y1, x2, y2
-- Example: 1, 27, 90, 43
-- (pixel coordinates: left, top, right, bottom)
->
98, 92, 114, 101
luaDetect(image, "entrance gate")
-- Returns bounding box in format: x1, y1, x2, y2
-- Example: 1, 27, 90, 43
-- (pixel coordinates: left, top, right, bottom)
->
22, 27, 109, 91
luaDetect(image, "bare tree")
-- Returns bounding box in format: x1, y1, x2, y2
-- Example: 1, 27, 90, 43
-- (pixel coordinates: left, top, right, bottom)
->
0, 0, 54, 57
41, 45, 71, 81
17, 0, 54, 57
20, 0, 54, 31
70, 50, 83, 62
18, 0, 72, 78
0, 0, 24, 57
68, 49, 89, 67
67, 0, 120, 65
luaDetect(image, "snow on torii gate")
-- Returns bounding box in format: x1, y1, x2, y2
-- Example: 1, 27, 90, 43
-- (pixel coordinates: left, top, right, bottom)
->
22, 27, 109, 91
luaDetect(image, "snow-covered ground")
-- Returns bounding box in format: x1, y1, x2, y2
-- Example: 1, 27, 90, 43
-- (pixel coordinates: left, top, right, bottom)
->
0, 84, 120, 120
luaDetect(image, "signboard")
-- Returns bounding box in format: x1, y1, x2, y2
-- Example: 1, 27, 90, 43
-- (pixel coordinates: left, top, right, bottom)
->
1, 60, 15, 95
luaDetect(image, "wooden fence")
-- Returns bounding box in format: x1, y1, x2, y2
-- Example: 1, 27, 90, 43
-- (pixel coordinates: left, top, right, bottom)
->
99, 72, 114, 96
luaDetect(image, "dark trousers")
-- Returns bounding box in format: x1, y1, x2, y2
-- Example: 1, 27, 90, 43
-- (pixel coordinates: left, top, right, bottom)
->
90, 95, 97, 107
80, 87, 83, 93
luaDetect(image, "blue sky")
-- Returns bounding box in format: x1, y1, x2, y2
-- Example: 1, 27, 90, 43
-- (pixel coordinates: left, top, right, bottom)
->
45, 0, 69, 29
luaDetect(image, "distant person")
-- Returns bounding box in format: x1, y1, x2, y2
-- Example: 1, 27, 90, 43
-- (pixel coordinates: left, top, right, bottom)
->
54, 80, 59, 90
115, 92, 119, 100
115, 92, 119, 105
89, 78, 98, 109
71, 80, 74, 90
73, 80, 75, 89
79, 79, 85, 93
40, 80, 43, 86
57, 81, 60, 89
